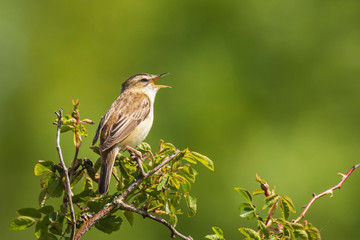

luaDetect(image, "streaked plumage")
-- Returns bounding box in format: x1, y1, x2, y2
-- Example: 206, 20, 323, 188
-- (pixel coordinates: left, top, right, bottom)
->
93, 73, 169, 194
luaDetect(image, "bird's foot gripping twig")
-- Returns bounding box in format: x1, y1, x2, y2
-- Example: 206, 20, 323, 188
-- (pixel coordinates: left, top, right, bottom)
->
125, 145, 147, 176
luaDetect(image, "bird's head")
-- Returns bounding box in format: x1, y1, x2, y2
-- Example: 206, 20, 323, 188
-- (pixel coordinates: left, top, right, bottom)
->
121, 73, 170, 93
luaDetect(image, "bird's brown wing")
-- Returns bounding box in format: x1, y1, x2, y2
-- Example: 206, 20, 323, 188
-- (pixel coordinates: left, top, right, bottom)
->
99, 91, 151, 152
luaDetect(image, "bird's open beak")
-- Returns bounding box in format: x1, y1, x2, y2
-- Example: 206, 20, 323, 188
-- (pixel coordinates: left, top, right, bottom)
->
152, 73, 171, 89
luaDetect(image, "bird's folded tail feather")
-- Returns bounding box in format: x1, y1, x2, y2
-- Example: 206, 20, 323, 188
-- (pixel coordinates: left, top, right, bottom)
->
98, 146, 119, 195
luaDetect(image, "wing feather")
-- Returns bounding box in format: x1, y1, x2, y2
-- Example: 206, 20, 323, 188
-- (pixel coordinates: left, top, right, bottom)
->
99, 91, 151, 151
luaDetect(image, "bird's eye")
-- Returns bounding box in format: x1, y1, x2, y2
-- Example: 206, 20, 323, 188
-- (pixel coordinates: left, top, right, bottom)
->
140, 78, 148, 83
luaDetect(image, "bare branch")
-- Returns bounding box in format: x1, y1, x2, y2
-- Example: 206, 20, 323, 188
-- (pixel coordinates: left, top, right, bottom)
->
55, 109, 76, 239
293, 163, 360, 223
74, 150, 193, 240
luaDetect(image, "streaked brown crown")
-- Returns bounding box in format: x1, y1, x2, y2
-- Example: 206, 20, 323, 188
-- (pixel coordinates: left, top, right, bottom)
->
121, 73, 158, 92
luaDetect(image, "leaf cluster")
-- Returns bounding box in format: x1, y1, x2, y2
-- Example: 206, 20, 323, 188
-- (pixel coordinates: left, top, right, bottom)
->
9, 101, 214, 239
206, 175, 321, 240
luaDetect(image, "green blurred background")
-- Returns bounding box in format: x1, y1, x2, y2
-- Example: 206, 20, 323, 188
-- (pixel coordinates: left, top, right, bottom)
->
2, 0, 360, 239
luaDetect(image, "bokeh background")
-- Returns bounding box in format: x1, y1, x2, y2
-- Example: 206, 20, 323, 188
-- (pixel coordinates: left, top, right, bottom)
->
2, 0, 360, 239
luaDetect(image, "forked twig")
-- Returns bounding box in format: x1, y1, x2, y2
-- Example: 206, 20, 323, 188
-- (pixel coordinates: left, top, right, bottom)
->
293, 163, 360, 223
55, 109, 76, 239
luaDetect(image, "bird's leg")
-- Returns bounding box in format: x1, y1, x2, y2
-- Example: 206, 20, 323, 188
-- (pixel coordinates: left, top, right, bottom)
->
124, 145, 146, 176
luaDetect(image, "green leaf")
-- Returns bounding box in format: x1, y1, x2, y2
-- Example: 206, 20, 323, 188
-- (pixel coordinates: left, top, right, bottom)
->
185, 194, 197, 217
205, 234, 221, 240
212, 226, 224, 238
157, 174, 169, 191
71, 171, 84, 187
123, 211, 134, 226
137, 142, 151, 152
263, 194, 279, 210
252, 189, 264, 196
39, 232, 58, 240
282, 195, 296, 213
48, 178, 64, 198
34, 161, 54, 176
258, 220, 269, 239
60, 125, 74, 133
305, 222, 321, 240
172, 149, 190, 162
39, 206, 54, 215
17, 208, 41, 218
168, 215, 178, 227
280, 197, 290, 220
238, 227, 261, 240
95, 215, 122, 234
239, 203, 256, 219
9, 216, 36, 231
234, 187, 252, 204
188, 152, 214, 171
35, 219, 49, 238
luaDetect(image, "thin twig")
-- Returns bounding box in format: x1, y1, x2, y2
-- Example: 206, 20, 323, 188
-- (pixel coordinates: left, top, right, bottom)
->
74, 150, 193, 240
293, 163, 360, 223
55, 109, 76, 239
120, 202, 193, 240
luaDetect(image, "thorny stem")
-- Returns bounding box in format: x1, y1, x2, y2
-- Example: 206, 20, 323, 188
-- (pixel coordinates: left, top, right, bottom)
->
55, 109, 76, 239
293, 163, 360, 223
74, 150, 192, 240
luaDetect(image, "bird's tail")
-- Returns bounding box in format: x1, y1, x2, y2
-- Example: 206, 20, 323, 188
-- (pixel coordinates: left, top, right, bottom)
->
98, 146, 119, 195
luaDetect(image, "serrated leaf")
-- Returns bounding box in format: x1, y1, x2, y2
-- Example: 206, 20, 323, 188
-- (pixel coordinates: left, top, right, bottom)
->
235, 187, 252, 204
263, 194, 279, 210
172, 149, 190, 162
185, 195, 197, 217
258, 220, 269, 238
9, 216, 36, 231
34, 161, 54, 176
188, 152, 214, 171
239, 203, 255, 219
280, 198, 290, 220
238, 227, 261, 240
137, 142, 151, 152
17, 208, 41, 218
205, 234, 221, 240
212, 226, 224, 238
282, 195, 296, 213
157, 174, 169, 191
305, 222, 321, 240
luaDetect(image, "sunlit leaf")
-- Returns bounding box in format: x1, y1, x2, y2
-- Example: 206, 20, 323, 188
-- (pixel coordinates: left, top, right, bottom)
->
185, 194, 197, 217
238, 227, 261, 240
257, 220, 269, 238
234, 187, 252, 204
9, 216, 36, 231
188, 152, 214, 171
239, 203, 255, 219
34, 161, 54, 176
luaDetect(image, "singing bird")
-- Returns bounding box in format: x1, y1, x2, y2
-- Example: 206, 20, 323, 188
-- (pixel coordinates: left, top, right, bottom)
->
93, 73, 170, 194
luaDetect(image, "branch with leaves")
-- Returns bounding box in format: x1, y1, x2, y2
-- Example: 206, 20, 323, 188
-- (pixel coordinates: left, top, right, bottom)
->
206, 165, 360, 240
9, 100, 214, 240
